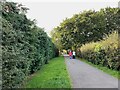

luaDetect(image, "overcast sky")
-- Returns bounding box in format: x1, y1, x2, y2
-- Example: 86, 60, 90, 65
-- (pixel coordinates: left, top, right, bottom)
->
9, 0, 119, 36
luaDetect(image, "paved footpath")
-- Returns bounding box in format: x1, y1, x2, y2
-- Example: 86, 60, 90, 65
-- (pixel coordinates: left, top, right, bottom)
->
64, 55, 118, 88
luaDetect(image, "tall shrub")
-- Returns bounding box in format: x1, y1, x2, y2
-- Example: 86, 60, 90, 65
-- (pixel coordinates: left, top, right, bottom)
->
2, 2, 59, 88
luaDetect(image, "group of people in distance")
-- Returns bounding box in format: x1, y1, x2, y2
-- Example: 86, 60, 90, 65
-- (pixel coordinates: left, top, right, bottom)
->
69, 50, 76, 59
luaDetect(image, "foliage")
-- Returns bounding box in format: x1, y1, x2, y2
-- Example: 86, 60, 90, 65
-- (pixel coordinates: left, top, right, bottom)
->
94, 44, 102, 53
2, 1, 58, 88
25, 56, 71, 88
51, 8, 119, 50
80, 32, 119, 71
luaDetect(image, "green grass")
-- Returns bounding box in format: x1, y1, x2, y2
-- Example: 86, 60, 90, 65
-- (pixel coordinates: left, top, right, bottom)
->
24, 56, 71, 88
78, 58, 119, 79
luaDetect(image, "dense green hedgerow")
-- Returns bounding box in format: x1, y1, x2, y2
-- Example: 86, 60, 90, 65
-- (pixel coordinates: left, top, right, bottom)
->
79, 31, 119, 71
2, 2, 59, 88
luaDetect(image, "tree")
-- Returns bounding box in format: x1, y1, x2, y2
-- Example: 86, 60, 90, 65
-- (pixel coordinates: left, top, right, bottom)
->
51, 8, 119, 51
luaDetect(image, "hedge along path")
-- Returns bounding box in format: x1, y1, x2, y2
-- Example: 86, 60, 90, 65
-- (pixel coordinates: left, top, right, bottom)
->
2, 2, 59, 88
64, 55, 118, 88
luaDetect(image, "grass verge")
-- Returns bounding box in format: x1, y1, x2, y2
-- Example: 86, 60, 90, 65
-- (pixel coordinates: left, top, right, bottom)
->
24, 56, 71, 88
78, 58, 119, 79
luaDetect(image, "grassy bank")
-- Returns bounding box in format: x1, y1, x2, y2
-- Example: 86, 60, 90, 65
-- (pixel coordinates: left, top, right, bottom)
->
79, 58, 119, 79
24, 56, 71, 88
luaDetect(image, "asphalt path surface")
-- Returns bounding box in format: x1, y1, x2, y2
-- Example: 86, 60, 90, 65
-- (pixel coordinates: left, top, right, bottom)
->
64, 55, 118, 88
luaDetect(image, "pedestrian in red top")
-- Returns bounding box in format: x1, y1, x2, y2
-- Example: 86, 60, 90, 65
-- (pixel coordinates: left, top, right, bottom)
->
69, 51, 72, 59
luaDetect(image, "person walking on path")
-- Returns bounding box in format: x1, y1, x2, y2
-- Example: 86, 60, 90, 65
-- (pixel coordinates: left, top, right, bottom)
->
69, 51, 72, 59
72, 51, 76, 59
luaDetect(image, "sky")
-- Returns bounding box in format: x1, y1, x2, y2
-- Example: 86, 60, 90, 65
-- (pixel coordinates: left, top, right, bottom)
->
8, 0, 119, 36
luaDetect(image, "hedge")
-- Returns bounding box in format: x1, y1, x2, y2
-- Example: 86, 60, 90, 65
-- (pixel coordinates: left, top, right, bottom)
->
2, 2, 59, 88
79, 32, 119, 71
